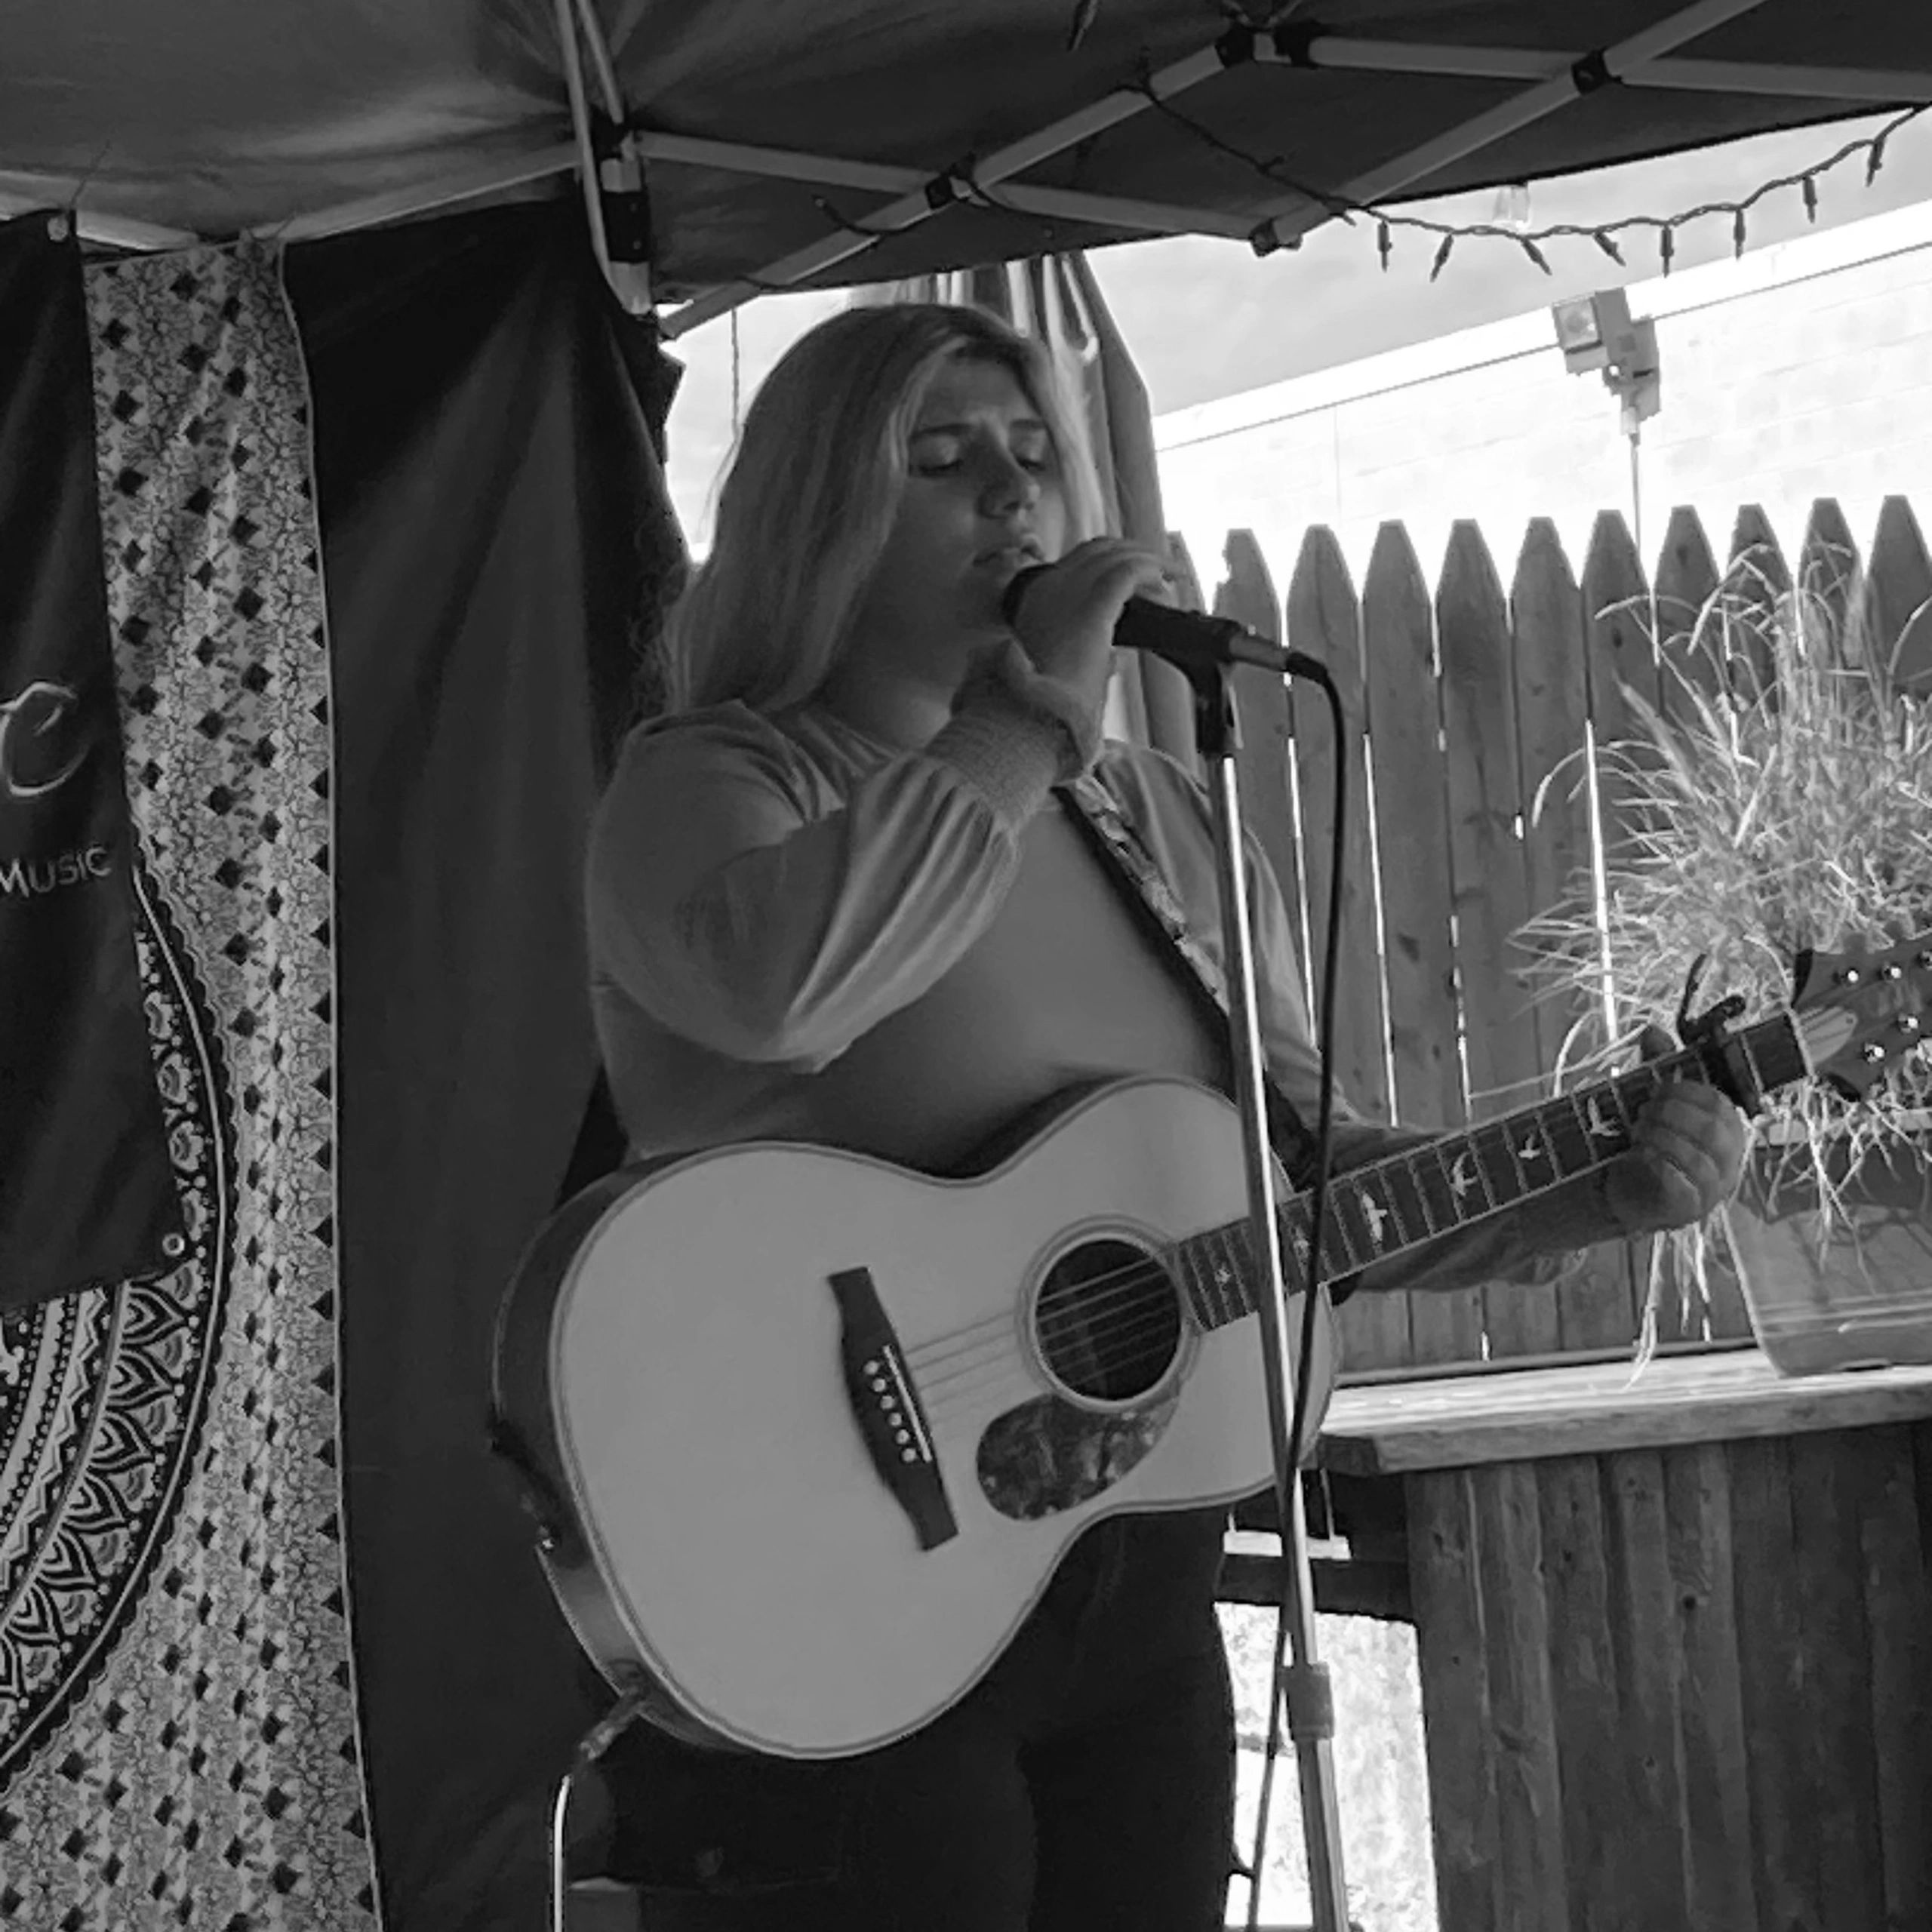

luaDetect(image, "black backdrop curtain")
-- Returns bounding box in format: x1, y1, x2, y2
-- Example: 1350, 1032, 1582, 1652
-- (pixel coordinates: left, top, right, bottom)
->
285, 202, 681, 1930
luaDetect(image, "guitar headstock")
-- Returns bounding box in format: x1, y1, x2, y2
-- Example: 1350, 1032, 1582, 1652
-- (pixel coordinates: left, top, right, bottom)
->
1789, 930, 1932, 1099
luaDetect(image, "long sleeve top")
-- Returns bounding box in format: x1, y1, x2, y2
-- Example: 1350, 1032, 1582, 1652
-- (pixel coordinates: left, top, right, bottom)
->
586, 683, 1594, 1297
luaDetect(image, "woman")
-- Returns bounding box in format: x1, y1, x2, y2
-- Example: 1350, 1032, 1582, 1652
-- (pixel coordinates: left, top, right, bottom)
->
583, 303, 1744, 1929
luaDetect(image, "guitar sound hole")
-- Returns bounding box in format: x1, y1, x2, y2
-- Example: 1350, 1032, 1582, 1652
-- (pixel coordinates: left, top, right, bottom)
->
1035, 1238, 1183, 1404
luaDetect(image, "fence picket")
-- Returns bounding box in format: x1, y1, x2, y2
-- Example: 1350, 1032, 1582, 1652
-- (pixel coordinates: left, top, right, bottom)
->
1798, 498, 1863, 665
1286, 527, 1412, 1375
1511, 520, 1643, 1352
1365, 521, 1484, 1367
1217, 529, 1309, 998
1580, 512, 1681, 1340
1439, 521, 1561, 1360
1654, 505, 1724, 716
1581, 511, 1659, 874
1165, 530, 1206, 613
1864, 496, 1932, 693
1725, 503, 1787, 706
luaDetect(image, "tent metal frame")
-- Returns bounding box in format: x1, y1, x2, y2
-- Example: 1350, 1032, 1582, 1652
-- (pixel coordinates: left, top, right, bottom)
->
10, 0, 1931, 295
660, 0, 1881, 337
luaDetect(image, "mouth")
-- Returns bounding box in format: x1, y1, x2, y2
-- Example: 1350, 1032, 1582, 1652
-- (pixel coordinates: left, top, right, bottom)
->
976, 539, 1043, 569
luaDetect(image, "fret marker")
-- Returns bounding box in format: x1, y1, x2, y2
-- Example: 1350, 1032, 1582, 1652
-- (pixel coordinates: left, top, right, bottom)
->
1361, 1193, 1389, 1251
1518, 1133, 1544, 1164
1449, 1152, 1476, 1201
1586, 1097, 1619, 1140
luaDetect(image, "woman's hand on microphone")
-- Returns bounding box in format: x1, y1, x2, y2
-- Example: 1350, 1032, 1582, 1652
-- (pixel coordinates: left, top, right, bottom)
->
1004, 539, 1171, 722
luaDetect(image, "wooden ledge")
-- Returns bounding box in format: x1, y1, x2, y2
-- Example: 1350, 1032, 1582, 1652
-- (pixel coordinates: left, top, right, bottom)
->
1316, 1349, 1932, 1476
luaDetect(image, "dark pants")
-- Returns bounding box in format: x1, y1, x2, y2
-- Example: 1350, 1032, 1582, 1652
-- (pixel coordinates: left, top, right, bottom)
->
595, 1509, 1236, 1931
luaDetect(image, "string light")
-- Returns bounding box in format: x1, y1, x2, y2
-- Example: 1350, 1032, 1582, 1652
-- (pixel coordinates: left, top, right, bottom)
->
1126, 85, 1926, 278
787, 80, 1924, 294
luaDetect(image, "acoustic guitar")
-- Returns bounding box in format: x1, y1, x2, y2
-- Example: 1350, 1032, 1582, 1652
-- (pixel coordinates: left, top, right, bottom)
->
491, 934, 1930, 1758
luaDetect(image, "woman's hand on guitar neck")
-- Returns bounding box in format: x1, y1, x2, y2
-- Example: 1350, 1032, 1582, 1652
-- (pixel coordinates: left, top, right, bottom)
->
1601, 1023, 1749, 1236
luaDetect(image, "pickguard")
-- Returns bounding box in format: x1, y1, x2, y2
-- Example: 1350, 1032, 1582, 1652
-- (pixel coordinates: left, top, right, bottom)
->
975, 1390, 1180, 1521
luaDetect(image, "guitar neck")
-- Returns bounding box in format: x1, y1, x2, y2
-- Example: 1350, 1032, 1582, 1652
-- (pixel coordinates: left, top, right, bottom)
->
1174, 1011, 1810, 1328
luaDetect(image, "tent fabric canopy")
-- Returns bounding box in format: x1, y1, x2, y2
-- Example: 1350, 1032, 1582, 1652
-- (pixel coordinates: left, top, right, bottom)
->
5, 1, 1930, 294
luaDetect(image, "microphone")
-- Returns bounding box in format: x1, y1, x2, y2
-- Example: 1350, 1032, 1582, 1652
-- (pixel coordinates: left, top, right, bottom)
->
1000, 565, 1322, 681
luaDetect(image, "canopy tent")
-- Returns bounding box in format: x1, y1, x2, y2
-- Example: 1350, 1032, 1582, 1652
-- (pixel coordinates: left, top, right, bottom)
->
3, 8, 1931, 1932
5, 0, 1932, 296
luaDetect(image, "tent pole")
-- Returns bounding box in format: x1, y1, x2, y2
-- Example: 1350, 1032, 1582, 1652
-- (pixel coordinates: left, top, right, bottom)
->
555, 0, 618, 285
1257, 33, 1932, 103
1632, 57, 1932, 99
568, 0, 629, 122
552, 0, 654, 315
632, 131, 1263, 243
660, 38, 1235, 339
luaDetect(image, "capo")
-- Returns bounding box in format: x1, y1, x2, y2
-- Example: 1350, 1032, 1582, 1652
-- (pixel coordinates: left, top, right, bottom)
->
1674, 952, 1764, 1115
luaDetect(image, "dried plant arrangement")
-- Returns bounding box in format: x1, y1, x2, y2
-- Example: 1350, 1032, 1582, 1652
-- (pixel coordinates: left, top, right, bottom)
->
1516, 548, 1932, 1353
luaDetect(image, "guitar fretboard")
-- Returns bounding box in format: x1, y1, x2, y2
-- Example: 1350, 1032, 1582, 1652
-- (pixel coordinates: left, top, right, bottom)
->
1174, 1012, 1808, 1329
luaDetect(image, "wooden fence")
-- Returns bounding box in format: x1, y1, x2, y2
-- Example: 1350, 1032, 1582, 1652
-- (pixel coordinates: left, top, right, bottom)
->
1177, 494, 1932, 1385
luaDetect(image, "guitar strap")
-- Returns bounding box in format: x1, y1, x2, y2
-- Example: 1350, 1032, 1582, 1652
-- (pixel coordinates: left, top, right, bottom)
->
1057, 771, 1323, 1191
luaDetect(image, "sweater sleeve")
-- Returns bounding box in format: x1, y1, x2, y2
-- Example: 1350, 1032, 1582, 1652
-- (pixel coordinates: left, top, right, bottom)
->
587, 693, 1069, 1071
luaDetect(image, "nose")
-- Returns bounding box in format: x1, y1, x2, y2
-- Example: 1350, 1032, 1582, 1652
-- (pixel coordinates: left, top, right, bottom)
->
980, 449, 1040, 515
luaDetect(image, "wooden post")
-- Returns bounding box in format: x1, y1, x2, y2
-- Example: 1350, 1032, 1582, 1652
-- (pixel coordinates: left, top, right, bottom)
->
1663, 1441, 1759, 1929
1408, 1471, 1504, 1930
1473, 1463, 1564, 1932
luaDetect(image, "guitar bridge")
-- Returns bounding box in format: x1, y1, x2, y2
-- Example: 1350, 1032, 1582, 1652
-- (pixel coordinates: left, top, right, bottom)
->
829, 1267, 958, 1551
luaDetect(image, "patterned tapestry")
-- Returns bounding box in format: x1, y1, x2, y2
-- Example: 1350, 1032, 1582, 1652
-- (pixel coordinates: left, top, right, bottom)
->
0, 243, 376, 1924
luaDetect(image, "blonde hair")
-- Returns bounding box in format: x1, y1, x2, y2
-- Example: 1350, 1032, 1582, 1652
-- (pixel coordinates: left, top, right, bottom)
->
661, 303, 1107, 715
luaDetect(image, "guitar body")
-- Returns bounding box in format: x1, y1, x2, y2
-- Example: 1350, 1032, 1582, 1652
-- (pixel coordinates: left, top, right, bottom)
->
493, 1076, 1336, 1760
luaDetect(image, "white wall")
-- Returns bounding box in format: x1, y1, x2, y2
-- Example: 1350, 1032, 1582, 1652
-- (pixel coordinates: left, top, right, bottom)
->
1154, 198, 1932, 601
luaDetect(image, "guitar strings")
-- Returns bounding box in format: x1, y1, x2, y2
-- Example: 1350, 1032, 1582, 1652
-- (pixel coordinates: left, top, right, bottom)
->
896, 1127, 1615, 1373
916, 1298, 1192, 1403
906, 1307, 1015, 1368
916, 1281, 1257, 1418
912, 1291, 1189, 1411
903, 1238, 1267, 1381
897, 1120, 1647, 1406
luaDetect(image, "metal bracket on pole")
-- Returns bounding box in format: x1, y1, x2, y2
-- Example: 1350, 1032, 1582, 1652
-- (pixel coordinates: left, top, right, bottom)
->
554, 0, 656, 318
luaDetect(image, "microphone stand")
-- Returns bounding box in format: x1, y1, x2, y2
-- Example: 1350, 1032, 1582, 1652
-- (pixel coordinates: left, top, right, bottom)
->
1168, 635, 1352, 1932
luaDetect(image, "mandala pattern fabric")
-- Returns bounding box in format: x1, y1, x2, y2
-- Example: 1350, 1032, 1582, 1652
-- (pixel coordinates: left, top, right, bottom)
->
0, 243, 377, 1926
